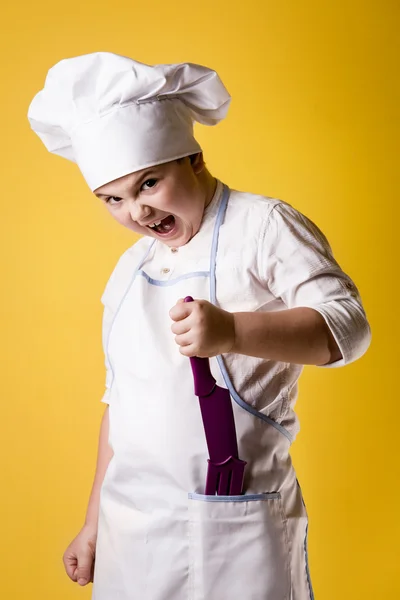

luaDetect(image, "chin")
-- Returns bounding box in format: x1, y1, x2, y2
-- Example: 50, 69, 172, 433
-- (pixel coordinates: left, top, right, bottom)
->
168, 228, 193, 247
166, 237, 189, 248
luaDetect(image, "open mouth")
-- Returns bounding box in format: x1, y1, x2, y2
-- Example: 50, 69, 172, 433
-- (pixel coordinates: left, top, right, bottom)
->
148, 215, 176, 236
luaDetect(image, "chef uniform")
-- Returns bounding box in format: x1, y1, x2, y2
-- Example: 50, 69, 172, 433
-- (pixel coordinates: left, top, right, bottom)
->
28, 52, 371, 600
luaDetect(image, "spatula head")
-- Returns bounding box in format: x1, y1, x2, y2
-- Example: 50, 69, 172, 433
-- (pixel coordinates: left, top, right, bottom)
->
205, 456, 247, 495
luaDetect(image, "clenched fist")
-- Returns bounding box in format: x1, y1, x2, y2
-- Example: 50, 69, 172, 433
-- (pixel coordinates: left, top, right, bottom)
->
169, 298, 235, 358
63, 524, 97, 586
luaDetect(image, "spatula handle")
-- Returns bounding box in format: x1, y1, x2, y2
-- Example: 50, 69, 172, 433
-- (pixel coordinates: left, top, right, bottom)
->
184, 296, 216, 397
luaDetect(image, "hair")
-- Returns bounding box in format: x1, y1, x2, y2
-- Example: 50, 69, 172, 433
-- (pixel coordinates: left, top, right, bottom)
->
176, 152, 201, 165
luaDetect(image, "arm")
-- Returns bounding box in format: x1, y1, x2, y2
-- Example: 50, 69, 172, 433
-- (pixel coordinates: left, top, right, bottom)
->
63, 405, 113, 586
170, 300, 342, 365
84, 404, 114, 528
232, 306, 342, 366
170, 202, 371, 366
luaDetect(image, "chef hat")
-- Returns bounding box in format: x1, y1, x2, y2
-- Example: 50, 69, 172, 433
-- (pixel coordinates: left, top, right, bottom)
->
28, 52, 231, 191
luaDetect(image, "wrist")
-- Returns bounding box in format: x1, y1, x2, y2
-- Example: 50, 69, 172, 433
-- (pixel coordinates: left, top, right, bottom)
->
229, 312, 240, 354
230, 311, 265, 357
83, 519, 98, 534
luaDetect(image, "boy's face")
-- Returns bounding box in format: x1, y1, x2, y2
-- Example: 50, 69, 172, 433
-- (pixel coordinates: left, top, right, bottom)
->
94, 154, 213, 248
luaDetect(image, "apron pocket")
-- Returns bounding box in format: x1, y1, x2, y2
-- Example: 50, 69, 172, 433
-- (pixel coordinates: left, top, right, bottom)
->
188, 492, 291, 600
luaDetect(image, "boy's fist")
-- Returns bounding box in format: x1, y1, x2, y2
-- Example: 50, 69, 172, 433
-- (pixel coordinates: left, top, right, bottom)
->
63, 524, 97, 586
169, 298, 235, 358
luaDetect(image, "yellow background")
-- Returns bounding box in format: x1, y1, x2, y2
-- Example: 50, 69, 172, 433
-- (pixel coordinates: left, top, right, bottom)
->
1, 1, 398, 598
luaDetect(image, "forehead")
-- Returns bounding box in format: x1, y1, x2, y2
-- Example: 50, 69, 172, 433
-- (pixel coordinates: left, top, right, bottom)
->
93, 161, 173, 196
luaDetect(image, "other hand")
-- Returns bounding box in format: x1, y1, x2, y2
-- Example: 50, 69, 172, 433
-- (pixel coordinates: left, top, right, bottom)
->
63, 524, 97, 586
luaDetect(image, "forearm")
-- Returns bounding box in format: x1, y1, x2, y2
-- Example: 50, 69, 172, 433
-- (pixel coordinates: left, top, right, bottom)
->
232, 307, 342, 366
84, 405, 114, 528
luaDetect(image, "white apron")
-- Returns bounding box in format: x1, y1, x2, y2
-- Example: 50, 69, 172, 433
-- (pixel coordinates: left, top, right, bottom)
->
92, 185, 315, 600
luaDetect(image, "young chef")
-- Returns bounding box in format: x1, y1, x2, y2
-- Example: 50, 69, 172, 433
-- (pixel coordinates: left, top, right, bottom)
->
28, 52, 371, 600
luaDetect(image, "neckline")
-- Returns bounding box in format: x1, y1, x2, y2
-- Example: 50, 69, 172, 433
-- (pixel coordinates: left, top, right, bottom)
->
202, 179, 223, 222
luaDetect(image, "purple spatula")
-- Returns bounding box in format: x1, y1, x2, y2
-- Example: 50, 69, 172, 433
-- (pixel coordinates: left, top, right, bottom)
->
184, 296, 246, 495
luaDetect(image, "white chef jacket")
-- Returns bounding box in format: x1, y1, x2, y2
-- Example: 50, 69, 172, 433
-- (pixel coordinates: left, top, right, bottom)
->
100, 180, 371, 439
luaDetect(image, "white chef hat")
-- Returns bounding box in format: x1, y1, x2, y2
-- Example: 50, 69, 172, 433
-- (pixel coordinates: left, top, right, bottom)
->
27, 52, 231, 191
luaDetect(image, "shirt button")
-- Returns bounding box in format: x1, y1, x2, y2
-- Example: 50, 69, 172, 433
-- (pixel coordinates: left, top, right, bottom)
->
161, 268, 170, 274
171, 248, 178, 253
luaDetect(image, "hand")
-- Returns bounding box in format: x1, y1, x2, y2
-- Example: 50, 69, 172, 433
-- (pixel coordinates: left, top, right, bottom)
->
169, 298, 235, 358
63, 524, 97, 586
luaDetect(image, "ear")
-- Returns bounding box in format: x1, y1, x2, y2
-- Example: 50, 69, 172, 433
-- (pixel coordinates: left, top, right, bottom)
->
191, 152, 205, 174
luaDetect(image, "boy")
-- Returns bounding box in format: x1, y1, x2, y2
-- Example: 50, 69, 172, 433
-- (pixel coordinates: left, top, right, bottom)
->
28, 52, 371, 600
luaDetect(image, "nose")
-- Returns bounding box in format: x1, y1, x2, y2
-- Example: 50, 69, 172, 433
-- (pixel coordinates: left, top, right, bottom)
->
128, 201, 151, 224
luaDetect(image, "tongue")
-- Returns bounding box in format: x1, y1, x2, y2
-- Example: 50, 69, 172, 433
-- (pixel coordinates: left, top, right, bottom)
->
156, 215, 175, 233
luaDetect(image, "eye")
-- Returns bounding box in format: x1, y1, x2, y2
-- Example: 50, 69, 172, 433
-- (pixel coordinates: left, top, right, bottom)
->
141, 179, 158, 191
105, 196, 122, 205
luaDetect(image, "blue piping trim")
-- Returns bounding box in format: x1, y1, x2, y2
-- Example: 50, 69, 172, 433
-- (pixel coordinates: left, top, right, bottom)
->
209, 185, 293, 444
105, 240, 156, 387
209, 184, 229, 304
188, 492, 280, 502
216, 355, 293, 442
138, 270, 210, 287
304, 523, 315, 600
296, 479, 315, 600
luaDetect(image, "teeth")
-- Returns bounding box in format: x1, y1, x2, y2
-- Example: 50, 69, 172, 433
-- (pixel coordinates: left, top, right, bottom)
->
149, 220, 162, 229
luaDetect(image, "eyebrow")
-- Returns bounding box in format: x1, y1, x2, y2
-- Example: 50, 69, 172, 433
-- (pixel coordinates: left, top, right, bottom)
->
94, 169, 160, 197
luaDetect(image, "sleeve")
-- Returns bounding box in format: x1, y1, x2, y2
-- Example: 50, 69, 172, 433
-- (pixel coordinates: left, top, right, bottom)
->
98, 236, 154, 403
100, 301, 114, 404
258, 201, 372, 367
99, 255, 122, 405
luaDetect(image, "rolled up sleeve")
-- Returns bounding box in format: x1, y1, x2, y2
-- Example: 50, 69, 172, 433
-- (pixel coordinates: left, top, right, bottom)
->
260, 201, 371, 367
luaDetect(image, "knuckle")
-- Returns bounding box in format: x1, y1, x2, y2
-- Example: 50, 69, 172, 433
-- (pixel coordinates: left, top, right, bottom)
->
63, 551, 74, 564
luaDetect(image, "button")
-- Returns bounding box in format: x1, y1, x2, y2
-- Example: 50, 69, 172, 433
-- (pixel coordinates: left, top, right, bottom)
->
161, 268, 170, 274
171, 248, 178, 253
